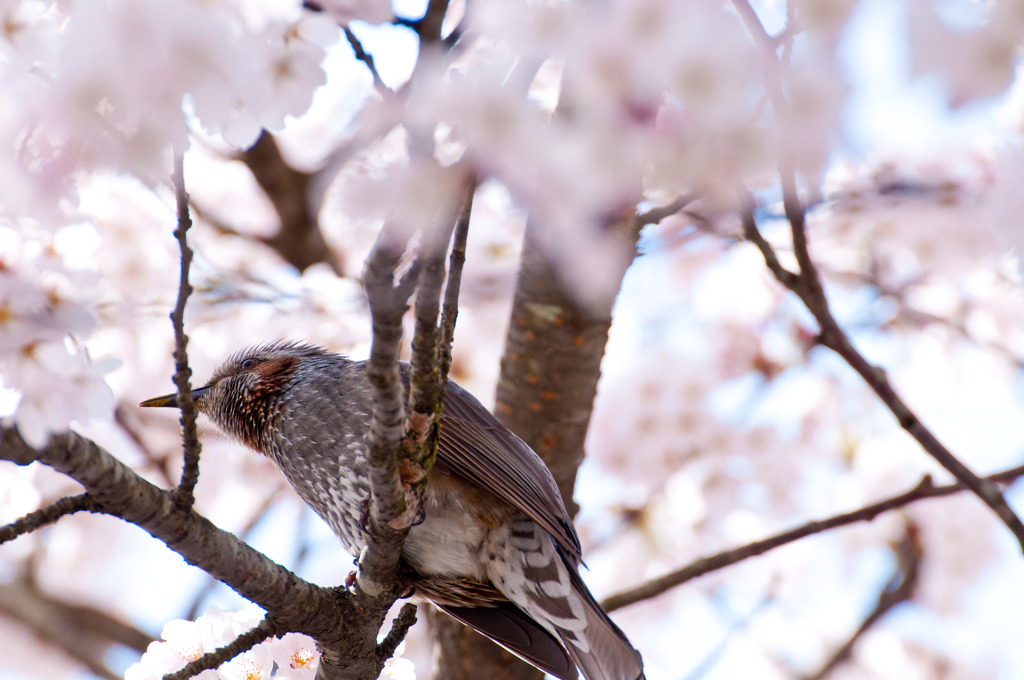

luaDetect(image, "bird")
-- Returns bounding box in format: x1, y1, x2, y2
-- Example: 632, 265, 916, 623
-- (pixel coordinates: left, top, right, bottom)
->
141, 340, 644, 680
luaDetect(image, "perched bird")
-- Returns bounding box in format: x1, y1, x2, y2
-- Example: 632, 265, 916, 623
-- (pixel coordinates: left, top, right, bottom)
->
142, 341, 644, 680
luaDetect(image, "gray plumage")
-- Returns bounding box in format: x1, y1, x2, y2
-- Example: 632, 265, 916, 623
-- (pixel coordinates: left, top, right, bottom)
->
143, 341, 644, 680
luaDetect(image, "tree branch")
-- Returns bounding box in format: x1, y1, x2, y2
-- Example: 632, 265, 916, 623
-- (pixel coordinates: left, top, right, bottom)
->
1, 424, 419, 679
602, 465, 1024, 612
0, 493, 95, 545
736, 186, 799, 288
402, 0, 452, 43
0, 426, 354, 643
375, 603, 418, 662
495, 210, 638, 514
170, 154, 202, 510
632, 192, 699, 232
359, 221, 416, 602
404, 218, 453, 460
438, 208, 641, 680
439, 183, 474, 383
343, 26, 392, 97
323, 174, 468, 677
803, 524, 922, 680
403, 175, 475, 478
239, 132, 341, 275
733, 0, 1024, 553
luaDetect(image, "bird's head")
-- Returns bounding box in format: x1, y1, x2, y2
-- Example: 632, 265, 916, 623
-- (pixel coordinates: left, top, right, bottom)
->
140, 341, 326, 451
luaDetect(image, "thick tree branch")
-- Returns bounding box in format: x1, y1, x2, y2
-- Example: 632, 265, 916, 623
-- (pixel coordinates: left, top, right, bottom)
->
401, 0, 452, 43
359, 221, 416, 600
0, 426, 355, 647
170, 154, 202, 510
602, 465, 1024, 612
0, 424, 417, 680
495, 211, 638, 514
733, 0, 1024, 553
334, 171, 469, 677
240, 132, 341, 275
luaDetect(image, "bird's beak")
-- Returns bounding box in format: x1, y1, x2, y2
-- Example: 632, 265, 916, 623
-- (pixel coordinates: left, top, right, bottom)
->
139, 385, 212, 409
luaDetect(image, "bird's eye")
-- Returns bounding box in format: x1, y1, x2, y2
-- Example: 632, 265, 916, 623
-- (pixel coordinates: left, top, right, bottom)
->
240, 358, 258, 370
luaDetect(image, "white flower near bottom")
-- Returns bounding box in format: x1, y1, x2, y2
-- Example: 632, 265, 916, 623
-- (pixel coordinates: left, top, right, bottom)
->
267, 632, 319, 680
127, 605, 262, 680
380, 656, 416, 680
126, 606, 327, 680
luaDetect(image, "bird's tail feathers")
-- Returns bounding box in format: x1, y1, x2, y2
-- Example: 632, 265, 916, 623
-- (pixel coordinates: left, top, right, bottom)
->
559, 565, 645, 680
437, 602, 577, 680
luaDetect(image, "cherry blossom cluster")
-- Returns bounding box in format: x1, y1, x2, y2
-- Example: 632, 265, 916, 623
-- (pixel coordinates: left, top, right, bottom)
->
122, 606, 415, 680
124, 604, 416, 680
0, 222, 119, 446
2, 0, 337, 204
0, 0, 338, 445
125, 605, 320, 680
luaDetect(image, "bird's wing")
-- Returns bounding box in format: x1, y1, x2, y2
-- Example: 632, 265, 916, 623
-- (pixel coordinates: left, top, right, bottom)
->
436, 378, 583, 562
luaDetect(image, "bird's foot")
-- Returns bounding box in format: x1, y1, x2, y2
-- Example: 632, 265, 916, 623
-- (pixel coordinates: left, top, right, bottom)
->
398, 574, 416, 599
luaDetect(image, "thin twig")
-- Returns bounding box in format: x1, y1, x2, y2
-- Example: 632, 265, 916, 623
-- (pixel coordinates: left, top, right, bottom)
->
802, 524, 922, 680
406, 225, 449, 425
736, 186, 799, 288
633, 192, 699, 232
376, 603, 418, 662
682, 590, 775, 680
170, 154, 201, 509
0, 494, 95, 545
404, 184, 469, 462
439, 183, 475, 383
163, 618, 278, 680
733, 0, 1024, 553
343, 26, 393, 97
601, 465, 1024, 612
